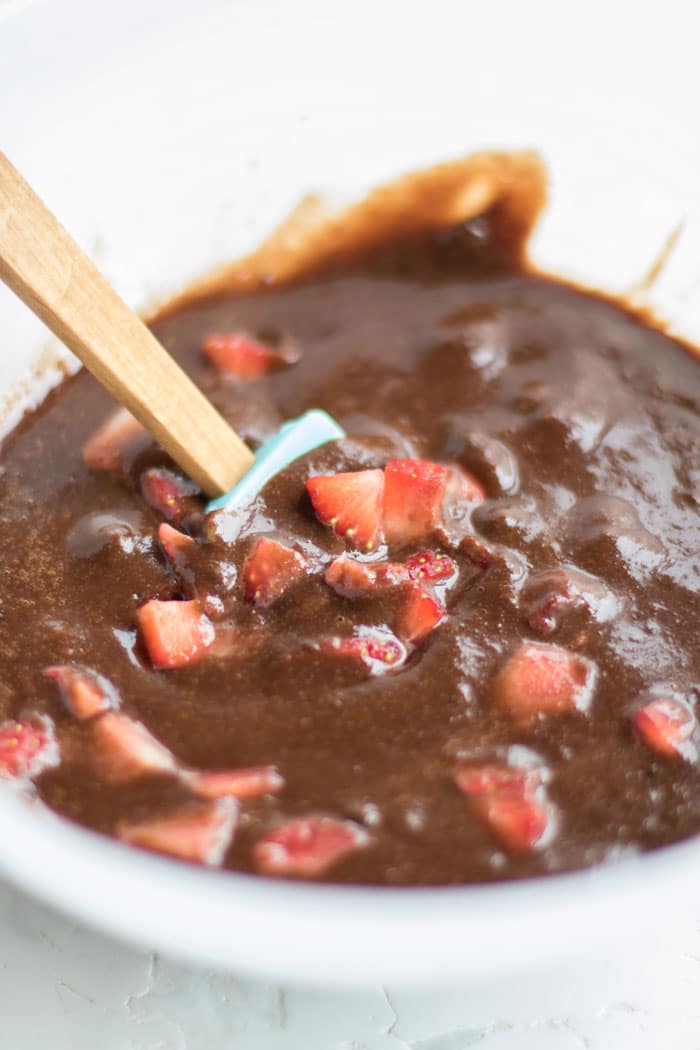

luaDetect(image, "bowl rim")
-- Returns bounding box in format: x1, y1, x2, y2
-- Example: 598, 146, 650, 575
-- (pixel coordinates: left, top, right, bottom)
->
2, 783, 698, 984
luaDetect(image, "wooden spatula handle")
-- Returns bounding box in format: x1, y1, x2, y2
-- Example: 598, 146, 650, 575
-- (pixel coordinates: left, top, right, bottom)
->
0, 153, 254, 497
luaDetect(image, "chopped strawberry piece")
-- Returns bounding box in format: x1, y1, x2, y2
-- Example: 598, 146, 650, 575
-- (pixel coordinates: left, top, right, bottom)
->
183, 764, 285, 800
82, 407, 148, 472
324, 555, 407, 598
460, 535, 494, 569
395, 583, 445, 644
118, 798, 238, 866
459, 538, 525, 588
325, 555, 375, 597
158, 524, 199, 602
158, 523, 196, 570
141, 468, 200, 523
137, 599, 215, 669
454, 764, 537, 795
383, 458, 449, 546
521, 571, 580, 636
373, 562, 411, 585
90, 712, 176, 784
318, 628, 407, 674
455, 763, 553, 853
0, 715, 58, 780
253, 816, 368, 877
44, 664, 119, 721
483, 791, 552, 853
494, 641, 596, 724
520, 566, 615, 635
242, 537, 307, 607
202, 332, 297, 379
159, 524, 235, 614
307, 469, 384, 551
445, 465, 486, 505
633, 695, 698, 761
405, 550, 457, 583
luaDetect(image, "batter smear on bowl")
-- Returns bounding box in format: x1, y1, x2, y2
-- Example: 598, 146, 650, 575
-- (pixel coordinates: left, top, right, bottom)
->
1, 152, 700, 884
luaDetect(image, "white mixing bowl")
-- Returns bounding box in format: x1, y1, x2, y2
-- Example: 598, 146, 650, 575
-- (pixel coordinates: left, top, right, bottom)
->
1, 0, 700, 986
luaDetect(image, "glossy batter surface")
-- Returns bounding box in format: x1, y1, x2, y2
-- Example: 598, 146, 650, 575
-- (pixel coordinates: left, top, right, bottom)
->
2, 207, 700, 884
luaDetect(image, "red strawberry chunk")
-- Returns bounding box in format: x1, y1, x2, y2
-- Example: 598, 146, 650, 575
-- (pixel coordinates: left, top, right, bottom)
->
202, 332, 297, 379
183, 764, 285, 800
633, 695, 698, 761
395, 584, 445, 644
325, 555, 375, 597
383, 458, 448, 546
373, 562, 411, 585
118, 798, 238, 866
91, 713, 176, 784
307, 469, 384, 551
405, 550, 457, 583
520, 566, 615, 636
159, 525, 233, 614
0, 715, 59, 780
141, 468, 200, 523
44, 665, 119, 721
475, 785, 551, 854
455, 763, 553, 853
324, 555, 407, 598
454, 765, 536, 796
494, 641, 596, 724
253, 816, 368, 877
137, 599, 215, 669
460, 535, 494, 570
82, 408, 148, 472
318, 628, 407, 674
445, 465, 486, 505
242, 537, 307, 607
158, 523, 196, 570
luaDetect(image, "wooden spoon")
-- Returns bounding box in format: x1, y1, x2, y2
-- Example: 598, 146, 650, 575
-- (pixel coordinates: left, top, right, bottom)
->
0, 151, 254, 497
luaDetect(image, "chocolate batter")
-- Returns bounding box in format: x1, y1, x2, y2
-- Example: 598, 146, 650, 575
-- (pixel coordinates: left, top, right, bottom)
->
1, 156, 699, 884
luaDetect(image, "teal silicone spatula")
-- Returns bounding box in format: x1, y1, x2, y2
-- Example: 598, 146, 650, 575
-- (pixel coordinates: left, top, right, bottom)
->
0, 153, 344, 510
205, 409, 345, 513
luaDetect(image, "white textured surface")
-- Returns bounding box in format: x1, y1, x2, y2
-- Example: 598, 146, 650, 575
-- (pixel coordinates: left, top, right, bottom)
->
3, 871, 700, 1049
